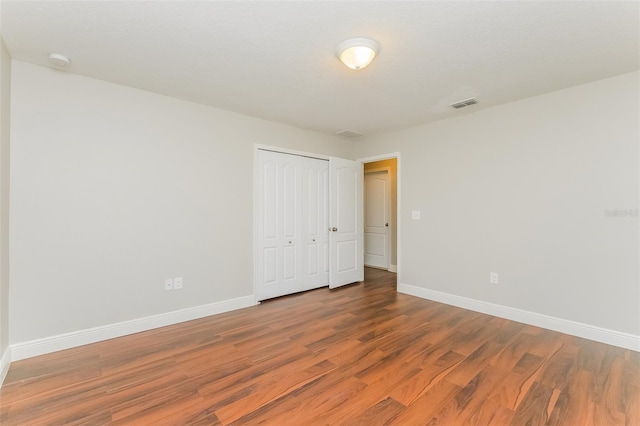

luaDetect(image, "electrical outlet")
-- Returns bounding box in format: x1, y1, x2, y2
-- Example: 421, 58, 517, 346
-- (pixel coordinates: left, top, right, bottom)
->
490, 272, 499, 284
165, 278, 174, 291
174, 277, 183, 289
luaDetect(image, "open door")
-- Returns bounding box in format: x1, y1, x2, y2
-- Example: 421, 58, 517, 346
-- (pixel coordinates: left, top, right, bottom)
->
329, 157, 364, 288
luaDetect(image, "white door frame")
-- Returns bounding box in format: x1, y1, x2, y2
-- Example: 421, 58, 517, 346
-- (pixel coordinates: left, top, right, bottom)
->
364, 167, 391, 270
357, 153, 401, 282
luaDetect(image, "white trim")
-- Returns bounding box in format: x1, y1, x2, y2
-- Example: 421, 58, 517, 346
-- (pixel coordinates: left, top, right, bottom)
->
10, 296, 256, 361
398, 283, 640, 351
357, 152, 401, 164
254, 144, 331, 161
364, 166, 391, 174
253, 146, 260, 305
389, 264, 397, 273
0, 347, 11, 386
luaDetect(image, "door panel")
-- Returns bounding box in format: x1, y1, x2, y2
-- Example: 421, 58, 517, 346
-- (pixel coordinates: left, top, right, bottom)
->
307, 244, 319, 275
302, 157, 329, 290
337, 168, 357, 233
329, 157, 364, 288
323, 242, 329, 274
283, 245, 297, 280
257, 150, 302, 300
365, 234, 385, 256
364, 171, 389, 269
282, 161, 299, 284
283, 163, 298, 239
263, 247, 277, 283
263, 160, 277, 239
336, 240, 357, 272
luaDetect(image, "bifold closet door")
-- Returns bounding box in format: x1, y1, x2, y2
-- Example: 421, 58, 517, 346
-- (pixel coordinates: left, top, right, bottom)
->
257, 150, 303, 301
301, 157, 329, 291
256, 150, 360, 301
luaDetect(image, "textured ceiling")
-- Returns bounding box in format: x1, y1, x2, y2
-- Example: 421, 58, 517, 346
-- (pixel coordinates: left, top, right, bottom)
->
1, 1, 638, 137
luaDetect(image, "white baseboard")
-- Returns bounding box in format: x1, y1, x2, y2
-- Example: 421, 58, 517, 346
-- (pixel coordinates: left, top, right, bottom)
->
389, 264, 397, 273
0, 347, 11, 386
398, 283, 640, 352
10, 296, 257, 361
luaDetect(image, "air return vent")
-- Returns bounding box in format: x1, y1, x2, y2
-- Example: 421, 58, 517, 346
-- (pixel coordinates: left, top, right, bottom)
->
450, 98, 478, 109
336, 129, 363, 138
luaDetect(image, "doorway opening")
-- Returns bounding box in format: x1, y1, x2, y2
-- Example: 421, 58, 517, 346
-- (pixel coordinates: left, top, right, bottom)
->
361, 155, 399, 275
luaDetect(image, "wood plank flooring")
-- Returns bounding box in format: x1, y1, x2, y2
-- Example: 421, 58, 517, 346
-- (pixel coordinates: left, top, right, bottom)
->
1, 268, 638, 425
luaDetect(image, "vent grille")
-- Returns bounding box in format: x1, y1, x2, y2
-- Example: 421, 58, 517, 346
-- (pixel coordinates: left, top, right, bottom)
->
336, 129, 363, 138
450, 98, 479, 109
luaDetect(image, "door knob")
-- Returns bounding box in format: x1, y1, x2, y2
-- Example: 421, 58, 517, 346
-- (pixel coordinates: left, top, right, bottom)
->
385, 223, 389, 227
332, 227, 338, 232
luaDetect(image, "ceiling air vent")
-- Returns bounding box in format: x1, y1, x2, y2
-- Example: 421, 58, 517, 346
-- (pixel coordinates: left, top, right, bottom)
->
450, 98, 479, 109
336, 129, 363, 138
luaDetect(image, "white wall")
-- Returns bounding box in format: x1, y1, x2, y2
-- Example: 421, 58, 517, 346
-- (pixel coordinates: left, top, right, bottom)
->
0, 37, 11, 371
9, 60, 353, 344
355, 72, 639, 337
7, 60, 639, 353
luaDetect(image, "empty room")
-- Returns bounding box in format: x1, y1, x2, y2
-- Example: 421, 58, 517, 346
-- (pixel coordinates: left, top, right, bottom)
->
0, 1, 638, 424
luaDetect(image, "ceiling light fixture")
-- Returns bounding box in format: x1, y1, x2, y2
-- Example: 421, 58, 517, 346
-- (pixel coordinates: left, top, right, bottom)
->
48, 53, 71, 67
336, 38, 379, 70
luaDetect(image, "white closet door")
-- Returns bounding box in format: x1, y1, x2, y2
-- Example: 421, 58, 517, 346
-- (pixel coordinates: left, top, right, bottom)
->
302, 157, 329, 290
329, 157, 364, 288
257, 150, 302, 300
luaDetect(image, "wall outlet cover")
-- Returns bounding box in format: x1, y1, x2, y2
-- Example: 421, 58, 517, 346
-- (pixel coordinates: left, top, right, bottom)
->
174, 277, 183, 289
165, 278, 174, 290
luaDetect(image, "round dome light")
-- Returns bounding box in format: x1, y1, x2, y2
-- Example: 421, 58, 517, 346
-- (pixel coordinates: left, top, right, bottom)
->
336, 38, 379, 70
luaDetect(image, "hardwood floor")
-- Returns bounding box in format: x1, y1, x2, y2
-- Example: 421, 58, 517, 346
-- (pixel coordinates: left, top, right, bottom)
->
1, 268, 638, 425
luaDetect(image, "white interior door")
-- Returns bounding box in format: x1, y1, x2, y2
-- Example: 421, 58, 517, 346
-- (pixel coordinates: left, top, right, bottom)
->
302, 157, 329, 290
257, 150, 302, 300
364, 171, 390, 269
329, 157, 364, 288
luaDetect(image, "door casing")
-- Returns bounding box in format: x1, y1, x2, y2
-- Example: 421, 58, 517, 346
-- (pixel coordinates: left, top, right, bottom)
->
359, 153, 401, 280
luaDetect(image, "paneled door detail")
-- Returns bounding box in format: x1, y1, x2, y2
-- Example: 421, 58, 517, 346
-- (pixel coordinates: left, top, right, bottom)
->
302, 157, 329, 290
329, 157, 364, 289
257, 150, 302, 300
364, 171, 389, 269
